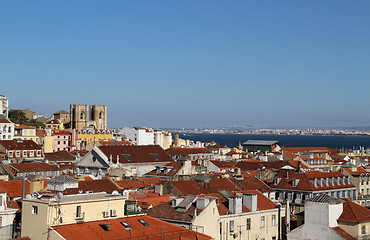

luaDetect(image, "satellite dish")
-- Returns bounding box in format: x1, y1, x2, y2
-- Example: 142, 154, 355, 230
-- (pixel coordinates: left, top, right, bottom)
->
25, 194, 32, 200
57, 192, 64, 200
112, 190, 119, 195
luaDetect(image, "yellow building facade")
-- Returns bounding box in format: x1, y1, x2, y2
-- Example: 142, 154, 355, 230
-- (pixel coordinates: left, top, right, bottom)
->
21, 192, 129, 240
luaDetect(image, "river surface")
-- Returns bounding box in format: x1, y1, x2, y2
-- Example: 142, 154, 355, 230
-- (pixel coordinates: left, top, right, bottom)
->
176, 133, 370, 149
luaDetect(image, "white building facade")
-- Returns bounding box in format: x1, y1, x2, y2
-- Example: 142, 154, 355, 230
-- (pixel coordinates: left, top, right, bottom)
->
0, 119, 14, 140
0, 95, 8, 119
118, 127, 172, 149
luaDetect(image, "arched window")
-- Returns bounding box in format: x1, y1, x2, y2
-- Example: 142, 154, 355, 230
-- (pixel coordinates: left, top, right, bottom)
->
99, 112, 103, 119
80, 112, 85, 120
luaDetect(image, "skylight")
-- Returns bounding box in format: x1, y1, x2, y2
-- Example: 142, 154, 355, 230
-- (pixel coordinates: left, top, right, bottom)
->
120, 221, 132, 229
138, 219, 149, 226
99, 224, 111, 231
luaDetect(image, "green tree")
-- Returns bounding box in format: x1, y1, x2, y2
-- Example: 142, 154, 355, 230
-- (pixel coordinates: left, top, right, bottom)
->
9, 110, 28, 125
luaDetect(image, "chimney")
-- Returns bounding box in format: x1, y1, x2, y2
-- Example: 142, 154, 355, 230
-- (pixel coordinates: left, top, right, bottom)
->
243, 193, 257, 212
22, 178, 26, 199
229, 196, 242, 214
171, 197, 183, 207
196, 197, 210, 209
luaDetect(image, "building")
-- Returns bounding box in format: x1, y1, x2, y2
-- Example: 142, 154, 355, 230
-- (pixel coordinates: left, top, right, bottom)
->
0, 140, 44, 162
242, 140, 281, 152
50, 215, 213, 240
14, 125, 37, 143
21, 192, 128, 240
77, 128, 113, 149
288, 194, 350, 240
45, 119, 64, 130
4, 162, 64, 178
148, 190, 284, 240
288, 194, 370, 240
43, 129, 81, 153
0, 119, 14, 140
270, 170, 357, 214
76, 145, 174, 178
70, 104, 107, 130
0, 191, 17, 239
51, 110, 70, 123
166, 147, 214, 171
0, 95, 9, 119
342, 166, 370, 207
118, 127, 172, 149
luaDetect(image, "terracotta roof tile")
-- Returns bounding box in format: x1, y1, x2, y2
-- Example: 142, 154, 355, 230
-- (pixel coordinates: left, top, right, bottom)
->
338, 198, 370, 223
99, 145, 173, 164
166, 147, 212, 155
0, 140, 42, 151
331, 227, 356, 240
52, 215, 212, 240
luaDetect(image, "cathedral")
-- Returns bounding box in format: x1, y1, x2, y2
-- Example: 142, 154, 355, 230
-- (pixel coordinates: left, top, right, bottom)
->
70, 104, 107, 130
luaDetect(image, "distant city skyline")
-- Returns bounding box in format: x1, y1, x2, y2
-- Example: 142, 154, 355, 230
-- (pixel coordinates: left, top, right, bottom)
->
1, 1, 370, 129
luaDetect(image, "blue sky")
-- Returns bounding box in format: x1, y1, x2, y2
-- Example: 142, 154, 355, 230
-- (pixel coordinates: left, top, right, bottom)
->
1, 1, 369, 129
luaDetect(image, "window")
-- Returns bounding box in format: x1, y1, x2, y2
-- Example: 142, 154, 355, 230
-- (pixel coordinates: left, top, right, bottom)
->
120, 221, 132, 229
246, 218, 251, 230
362, 225, 366, 235
76, 206, 81, 218
261, 216, 265, 228
99, 224, 111, 231
229, 220, 234, 233
138, 219, 149, 226
272, 214, 276, 226
220, 222, 222, 236
32, 206, 38, 215
0, 196, 2, 206
16, 151, 20, 157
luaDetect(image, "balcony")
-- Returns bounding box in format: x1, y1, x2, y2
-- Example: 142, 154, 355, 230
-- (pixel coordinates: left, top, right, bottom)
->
75, 212, 85, 222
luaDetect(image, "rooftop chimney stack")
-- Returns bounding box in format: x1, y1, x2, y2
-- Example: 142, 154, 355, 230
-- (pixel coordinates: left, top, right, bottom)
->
243, 193, 257, 212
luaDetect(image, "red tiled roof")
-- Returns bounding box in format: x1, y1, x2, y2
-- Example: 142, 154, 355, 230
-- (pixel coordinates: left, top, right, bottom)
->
8, 162, 59, 172
234, 189, 277, 211
45, 150, 75, 161
52, 215, 212, 240
235, 160, 296, 171
99, 145, 174, 164
115, 180, 151, 189
271, 171, 355, 191
0, 119, 11, 124
0, 140, 42, 151
283, 147, 336, 153
138, 177, 163, 186
210, 160, 238, 170
338, 198, 370, 223
51, 129, 70, 135
0, 179, 47, 198
14, 125, 35, 130
98, 141, 134, 146
342, 167, 368, 176
36, 129, 46, 136
166, 147, 212, 155
171, 180, 210, 196
62, 178, 122, 194
331, 227, 355, 240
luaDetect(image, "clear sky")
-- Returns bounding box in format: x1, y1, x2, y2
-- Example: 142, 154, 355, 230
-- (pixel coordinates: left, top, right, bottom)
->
1, 1, 369, 129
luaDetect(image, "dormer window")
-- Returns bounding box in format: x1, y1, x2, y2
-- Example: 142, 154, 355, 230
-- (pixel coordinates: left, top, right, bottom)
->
292, 178, 297, 187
